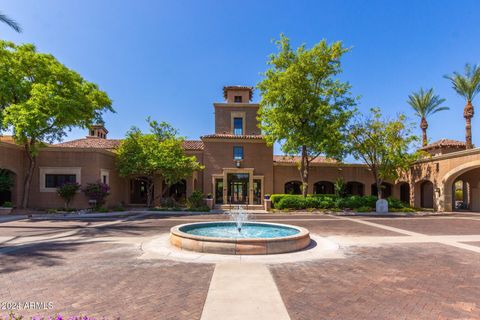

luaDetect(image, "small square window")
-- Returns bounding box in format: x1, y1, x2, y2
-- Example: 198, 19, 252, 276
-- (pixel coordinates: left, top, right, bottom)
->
234, 96, 243, 103
233, 146, 244, 160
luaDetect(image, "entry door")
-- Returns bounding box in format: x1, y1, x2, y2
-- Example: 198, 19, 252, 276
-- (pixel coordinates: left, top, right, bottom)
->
229, 181, 248, 204
130, 178, 148, 204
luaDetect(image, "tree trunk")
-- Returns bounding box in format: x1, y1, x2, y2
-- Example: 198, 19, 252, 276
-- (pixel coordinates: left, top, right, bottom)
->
21, 142, 36, 209
376, 180, 383, 199
146, 178, 154, 207
299, 146, 309, 198
420, 117, 428, 147
464, 101, 474, 149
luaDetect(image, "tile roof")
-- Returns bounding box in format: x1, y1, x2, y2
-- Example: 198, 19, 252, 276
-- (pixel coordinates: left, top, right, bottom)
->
0, 136, 17, 144
223, 85, 254, 101
52, 137, 204, 151
201, 133, 264, 140
273, 155, 337, 164
420, 139, 466, 150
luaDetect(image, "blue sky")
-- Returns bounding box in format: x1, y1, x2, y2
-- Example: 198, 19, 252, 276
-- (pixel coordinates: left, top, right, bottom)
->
2, 0, 480, 155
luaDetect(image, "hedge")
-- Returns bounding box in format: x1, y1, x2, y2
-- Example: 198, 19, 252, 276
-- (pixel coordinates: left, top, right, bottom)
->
272, 194, 409, 210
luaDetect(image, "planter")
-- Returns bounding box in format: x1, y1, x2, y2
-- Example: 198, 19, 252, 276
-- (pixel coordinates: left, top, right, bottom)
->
0, 207, 13, 215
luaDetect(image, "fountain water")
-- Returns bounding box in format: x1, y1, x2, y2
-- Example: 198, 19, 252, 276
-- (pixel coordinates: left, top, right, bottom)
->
227, 205, 250, 232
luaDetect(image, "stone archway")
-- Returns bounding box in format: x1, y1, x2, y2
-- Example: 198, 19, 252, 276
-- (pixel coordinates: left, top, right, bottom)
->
441, 160, 480, 212
420, 181, 434, 209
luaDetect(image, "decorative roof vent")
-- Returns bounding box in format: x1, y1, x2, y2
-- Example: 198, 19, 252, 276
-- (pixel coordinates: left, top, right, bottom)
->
88, 123, 108, 139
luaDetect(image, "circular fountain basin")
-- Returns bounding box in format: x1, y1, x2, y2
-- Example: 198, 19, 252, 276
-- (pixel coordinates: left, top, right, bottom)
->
170, 221, 311, 255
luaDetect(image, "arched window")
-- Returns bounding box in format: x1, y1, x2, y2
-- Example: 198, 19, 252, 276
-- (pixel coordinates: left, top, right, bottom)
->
284, 181, 302, 195
313, 181, 335, 194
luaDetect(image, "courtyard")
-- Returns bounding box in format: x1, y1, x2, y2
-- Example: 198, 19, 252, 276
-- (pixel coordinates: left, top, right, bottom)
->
1, 212, 479, 319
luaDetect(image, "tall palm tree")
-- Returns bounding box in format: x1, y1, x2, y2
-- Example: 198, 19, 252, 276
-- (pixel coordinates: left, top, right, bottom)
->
407, 88, 448, 146
445, 64, 480, 149
0, 11, 22, 32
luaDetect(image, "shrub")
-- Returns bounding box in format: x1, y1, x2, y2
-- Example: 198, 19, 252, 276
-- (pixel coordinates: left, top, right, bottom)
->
387, 197, 405, 209
1, 201, 12, 208
82, 182, 110, 208
96, 206, 109, 213
356, 206, 373, 212
334, 178, 347, 198
160, 196, 178, 208
56, 182, 81, 209
0, 169, 13, 193
276, 196, 305, 210
187, 190, 205, 209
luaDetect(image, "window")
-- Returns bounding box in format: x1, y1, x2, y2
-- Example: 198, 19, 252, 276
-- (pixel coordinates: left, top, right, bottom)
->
233, 146, 244, 160
45, 174, 76, 188
102, 175, 107, 184
234, 95, 243, 103
233, 117, 243, 135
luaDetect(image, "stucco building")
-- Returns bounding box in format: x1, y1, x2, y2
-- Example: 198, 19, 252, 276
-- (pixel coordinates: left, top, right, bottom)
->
0, 86, 479, 212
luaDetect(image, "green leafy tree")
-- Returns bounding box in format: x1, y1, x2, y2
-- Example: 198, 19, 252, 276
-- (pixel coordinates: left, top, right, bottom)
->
348, 108, 420, 199
0, 41, 113, 208
257, 35, 356, 197
444, 64, 480, 149
407, 88, 448, 146
116, 119, 204, 207
0, 11, 21, 32
56, 182, 80, 210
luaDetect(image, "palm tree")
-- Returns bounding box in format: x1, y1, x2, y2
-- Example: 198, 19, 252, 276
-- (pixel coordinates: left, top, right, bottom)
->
407, 88, 448, 146
445, 64, 480, 149
0, 11, 22, 32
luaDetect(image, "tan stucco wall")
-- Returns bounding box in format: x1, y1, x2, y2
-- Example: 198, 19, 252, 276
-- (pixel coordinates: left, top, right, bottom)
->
0, 142, 26, 207
214, 104, 261, 135
201, 139, 274, 197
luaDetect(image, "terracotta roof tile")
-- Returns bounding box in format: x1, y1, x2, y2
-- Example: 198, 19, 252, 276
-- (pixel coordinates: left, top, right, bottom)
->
223, 85, 254, 101
420, 139, 466, 150
53, 138, 204, 151
273, 155, 337, 164
201, 133, 264, 140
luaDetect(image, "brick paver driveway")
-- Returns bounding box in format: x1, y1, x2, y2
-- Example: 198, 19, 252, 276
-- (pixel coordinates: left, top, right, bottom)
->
1, 212, 480, 319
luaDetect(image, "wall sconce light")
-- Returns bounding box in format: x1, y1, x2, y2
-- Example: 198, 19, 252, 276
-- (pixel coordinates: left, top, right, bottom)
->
235, 160, 241, 168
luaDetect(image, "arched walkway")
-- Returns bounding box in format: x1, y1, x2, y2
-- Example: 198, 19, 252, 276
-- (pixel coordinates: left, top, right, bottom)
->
441, 160, 480, 212
346, 181, 364, 196
420, 180, 434, 209
0, 169, 15, 206
284, 181, 302, 195
398, 182, 410, 204
313, 181, 334, 195
165, 179, 187, 202
371, 182, 393, 199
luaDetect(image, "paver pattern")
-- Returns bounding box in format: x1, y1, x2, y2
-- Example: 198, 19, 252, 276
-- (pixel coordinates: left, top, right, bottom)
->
1, 212, 480, 319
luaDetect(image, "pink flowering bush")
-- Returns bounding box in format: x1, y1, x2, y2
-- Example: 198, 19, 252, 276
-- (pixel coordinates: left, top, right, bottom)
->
82, 181, 110, 208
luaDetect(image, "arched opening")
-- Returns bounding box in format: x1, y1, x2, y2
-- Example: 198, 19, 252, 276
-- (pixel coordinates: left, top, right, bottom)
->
193, 178, 198, 191
0, 169, 15, 206
371, 182, 393, 198
313, 181, 334, 195
420, 180, 434, 209
441, 160, 480, 211
130, 177, 151, 205
399, 182, 410, 204
284, 181, 302, 195
346, 181, 364, 196
164, 179, 187, 202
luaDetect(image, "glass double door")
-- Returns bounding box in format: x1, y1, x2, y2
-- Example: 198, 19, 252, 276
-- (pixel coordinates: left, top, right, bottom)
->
227, 173, 249, 204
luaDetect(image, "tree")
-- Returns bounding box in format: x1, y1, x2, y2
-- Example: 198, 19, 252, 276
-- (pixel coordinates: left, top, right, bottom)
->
407, 88, 448, 146
444, 64, 480, 149
116, 119, 203, 207
0, 11, 22, 32
257, 35, 356, 197
0, 41, 113, 208
56, 182, 80, 210
348, 108, 420, 199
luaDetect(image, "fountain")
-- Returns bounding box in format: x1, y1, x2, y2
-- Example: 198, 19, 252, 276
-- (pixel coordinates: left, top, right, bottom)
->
170, 205, 311, 255
228, 205, 249, 232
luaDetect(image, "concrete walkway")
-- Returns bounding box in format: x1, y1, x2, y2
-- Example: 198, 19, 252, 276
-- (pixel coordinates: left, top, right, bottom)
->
201, 263, 290, 320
